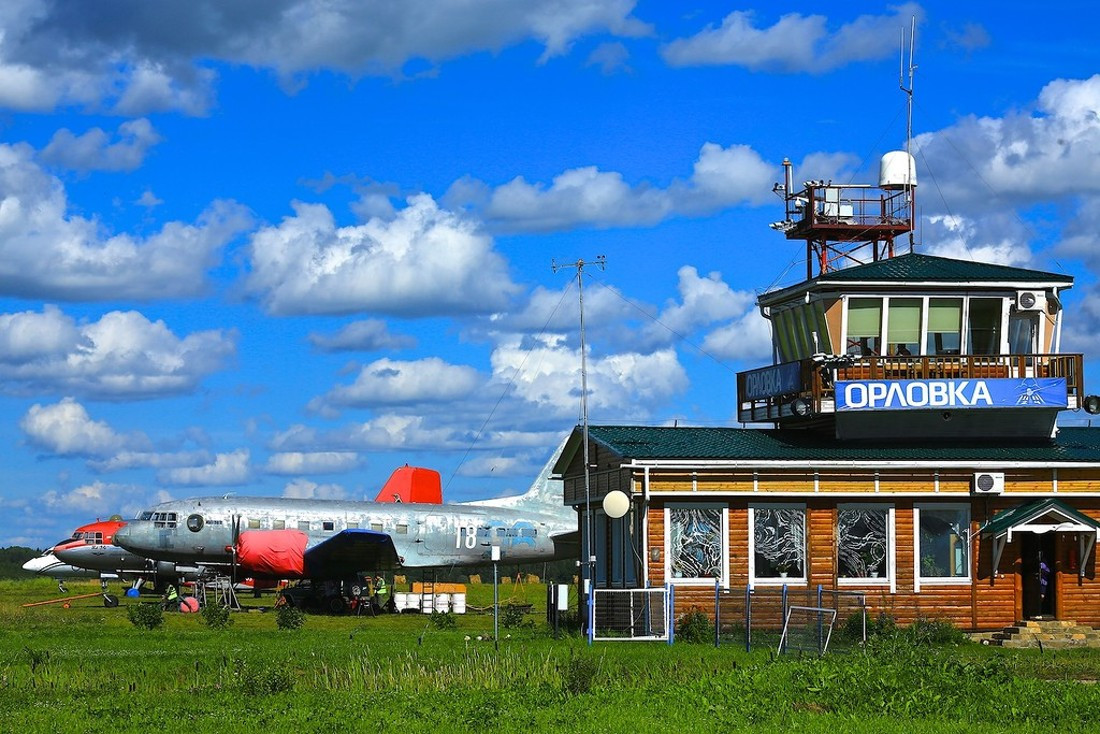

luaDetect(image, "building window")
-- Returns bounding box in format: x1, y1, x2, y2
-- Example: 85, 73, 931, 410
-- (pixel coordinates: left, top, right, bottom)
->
915, 504, 970, 584
750, 504, 806, 583
967, 298, 1002, 355
846, 298, 882, 356
837, 505, 893, 584
886, 298, 921, 356
666, 505, 727, 584
926, 298, 962, 355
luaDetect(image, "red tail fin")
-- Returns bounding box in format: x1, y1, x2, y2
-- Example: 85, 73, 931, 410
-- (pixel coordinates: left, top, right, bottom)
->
374, 466, 442, 504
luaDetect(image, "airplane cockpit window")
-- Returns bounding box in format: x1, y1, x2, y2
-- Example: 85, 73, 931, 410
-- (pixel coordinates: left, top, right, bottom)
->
53, 538, 73, 548
70, 531, 81, 539
186, 514, 204, 532
139, 511, 153, 521
153, 512, 178, 528
92, 532, 104, 543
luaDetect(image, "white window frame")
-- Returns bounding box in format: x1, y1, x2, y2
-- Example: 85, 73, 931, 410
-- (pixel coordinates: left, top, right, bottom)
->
914, 503, 972, 591
836, 503, 896, 593
749, 502, 807, 587
664, 503, 729, 587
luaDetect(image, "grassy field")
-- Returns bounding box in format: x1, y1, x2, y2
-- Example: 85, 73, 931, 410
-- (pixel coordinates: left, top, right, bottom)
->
3, 578, 1100, 733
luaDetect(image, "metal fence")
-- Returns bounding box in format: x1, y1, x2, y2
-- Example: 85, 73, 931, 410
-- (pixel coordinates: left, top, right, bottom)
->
590, 586, 672, 642
712, 583, 867, 652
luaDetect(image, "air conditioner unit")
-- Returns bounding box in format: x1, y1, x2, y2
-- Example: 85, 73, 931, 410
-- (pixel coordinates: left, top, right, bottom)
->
1015, 291, 1046, 312
973, 472, 1005, 494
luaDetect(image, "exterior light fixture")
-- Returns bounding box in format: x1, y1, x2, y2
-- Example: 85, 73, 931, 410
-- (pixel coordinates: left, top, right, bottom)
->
1084, 395, 1100, 415
790, 397, 813, 418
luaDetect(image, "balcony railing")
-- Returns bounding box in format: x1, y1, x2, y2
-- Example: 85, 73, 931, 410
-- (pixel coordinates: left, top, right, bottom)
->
737, 353, 1084, 424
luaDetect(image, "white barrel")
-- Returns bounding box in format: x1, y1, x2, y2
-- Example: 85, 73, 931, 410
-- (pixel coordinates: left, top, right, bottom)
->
420, 593, 434, 613
452, 592, 466, 614
435, 593, 451, 613
394, 592, 408, 611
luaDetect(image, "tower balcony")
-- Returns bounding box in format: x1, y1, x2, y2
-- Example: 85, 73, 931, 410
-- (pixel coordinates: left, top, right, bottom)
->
737, 353, 1085, 440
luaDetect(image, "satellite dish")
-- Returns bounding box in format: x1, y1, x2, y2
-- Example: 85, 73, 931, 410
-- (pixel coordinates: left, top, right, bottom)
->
602, 490, 630, 519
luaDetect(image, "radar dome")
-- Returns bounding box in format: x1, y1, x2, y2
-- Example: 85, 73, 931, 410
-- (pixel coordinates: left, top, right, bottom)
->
879, 151, 916, 190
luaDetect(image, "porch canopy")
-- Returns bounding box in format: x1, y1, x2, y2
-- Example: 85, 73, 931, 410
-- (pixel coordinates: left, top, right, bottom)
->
983, 499, 1100, 578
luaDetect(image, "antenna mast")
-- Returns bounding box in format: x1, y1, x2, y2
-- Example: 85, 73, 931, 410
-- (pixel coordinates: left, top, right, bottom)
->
900, 16, 917, 252
552, 254, 606, 629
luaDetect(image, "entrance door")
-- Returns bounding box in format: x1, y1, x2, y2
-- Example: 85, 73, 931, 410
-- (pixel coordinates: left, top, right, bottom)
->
1021, 533, 1056, 619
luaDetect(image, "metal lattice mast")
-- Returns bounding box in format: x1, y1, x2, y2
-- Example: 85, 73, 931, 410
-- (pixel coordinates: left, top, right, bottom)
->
552, 254, 606, 625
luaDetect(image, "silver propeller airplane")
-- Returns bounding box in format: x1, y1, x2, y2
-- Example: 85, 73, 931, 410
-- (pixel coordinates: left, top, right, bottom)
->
113, 449, 577, 580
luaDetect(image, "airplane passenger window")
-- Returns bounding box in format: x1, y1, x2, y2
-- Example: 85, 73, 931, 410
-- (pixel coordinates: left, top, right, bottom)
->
248, 518, 261, 529
186, 514, 204, 532
298, 521, 310, 531
396, 524, 408, 535
521, 529, 537, 537
370, 522, 383, 532
273, 520, 285, 530
323, 521, 334, 531
347, 522, 359, 529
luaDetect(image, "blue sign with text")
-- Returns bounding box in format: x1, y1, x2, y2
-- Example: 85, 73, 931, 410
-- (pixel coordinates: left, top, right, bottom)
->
835, 377, 1067, 411
740, 361, 802, 402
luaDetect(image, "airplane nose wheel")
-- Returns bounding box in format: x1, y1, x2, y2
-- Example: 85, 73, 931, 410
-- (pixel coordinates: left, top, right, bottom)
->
103, 593, 119, 608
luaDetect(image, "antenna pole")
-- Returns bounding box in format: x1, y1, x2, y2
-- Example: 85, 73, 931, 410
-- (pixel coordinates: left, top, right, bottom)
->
900, 16, 917, 252
552, 254, 606, 640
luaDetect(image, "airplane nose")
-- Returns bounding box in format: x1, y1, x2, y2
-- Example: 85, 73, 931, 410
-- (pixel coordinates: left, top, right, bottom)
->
112, 525, 132, 548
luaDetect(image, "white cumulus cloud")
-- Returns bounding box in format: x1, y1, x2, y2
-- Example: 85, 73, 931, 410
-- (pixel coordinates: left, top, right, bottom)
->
450, 142, 775, 233
282, 479, 349, 500
247, 194, 519, 316
0, 143, 252, 300
265, 451, 361, 475
0, 306, 237, 399
20, 397, 148, 457
318, 357, 482, 410
158, 449, 251, 487
40, 118, 162, 172
0, 0, 646, 115
661, 5, 922, 72
309, 319, 417, 352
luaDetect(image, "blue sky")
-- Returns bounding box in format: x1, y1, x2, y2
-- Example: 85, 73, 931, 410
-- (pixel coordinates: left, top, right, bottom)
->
2, 1, 1099, 548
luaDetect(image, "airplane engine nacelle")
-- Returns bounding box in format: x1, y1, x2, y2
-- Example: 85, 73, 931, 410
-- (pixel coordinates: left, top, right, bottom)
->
237, 530, 308, 578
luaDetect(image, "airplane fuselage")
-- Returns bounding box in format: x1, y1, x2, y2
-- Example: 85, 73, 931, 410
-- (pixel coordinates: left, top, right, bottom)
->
113, 496, 576, 575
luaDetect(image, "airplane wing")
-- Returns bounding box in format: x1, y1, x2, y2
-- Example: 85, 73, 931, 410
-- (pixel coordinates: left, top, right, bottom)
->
239, 528, 400, 579
304, 529, 400, 577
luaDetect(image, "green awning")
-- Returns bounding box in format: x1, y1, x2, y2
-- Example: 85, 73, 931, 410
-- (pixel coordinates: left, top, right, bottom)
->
982, 499, 1100, 577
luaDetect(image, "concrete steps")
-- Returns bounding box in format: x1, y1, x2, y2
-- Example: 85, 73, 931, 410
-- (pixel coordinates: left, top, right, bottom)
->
986, 619, 1100, 649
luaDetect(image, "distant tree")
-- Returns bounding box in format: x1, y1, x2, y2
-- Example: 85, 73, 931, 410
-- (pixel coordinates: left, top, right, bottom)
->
0, 547, 39, 579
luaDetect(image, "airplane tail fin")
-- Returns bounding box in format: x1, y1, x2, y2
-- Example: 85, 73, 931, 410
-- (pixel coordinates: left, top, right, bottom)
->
473, 434, 569, 512
374, 466, 443, 504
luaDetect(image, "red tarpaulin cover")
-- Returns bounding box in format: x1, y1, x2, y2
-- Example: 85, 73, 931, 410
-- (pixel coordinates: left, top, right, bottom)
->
237, 530, 308, 577
374, 465, 442, 504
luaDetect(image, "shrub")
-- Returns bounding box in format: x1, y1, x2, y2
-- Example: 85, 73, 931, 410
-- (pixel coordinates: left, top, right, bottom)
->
430, 610, 456, 630
201, 602, 233, 630
275, 604, 305, 631
232, 658, 294, 695
127, 602, 164, 630
560, 653, 599, 696
500, 604, 534, 629
907, 617, 966, 646
675, 608, 714, 644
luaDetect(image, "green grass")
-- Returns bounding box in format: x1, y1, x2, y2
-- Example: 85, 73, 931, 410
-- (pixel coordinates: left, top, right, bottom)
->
2, 578, 1100, 732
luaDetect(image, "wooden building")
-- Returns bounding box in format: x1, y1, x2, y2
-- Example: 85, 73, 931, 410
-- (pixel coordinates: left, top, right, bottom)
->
555, 425, 1100, 629
555, 162, 1100, 631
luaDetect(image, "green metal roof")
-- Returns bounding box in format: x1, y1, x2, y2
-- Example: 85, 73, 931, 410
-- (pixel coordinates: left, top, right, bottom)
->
759, 253, 1073, 306
582, 425, 1100, 464
981, 499, 1100, 539
817, 253, 1072, 285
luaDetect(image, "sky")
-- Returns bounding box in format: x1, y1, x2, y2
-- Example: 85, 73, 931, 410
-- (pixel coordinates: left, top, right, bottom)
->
1, 1, 1099, 548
